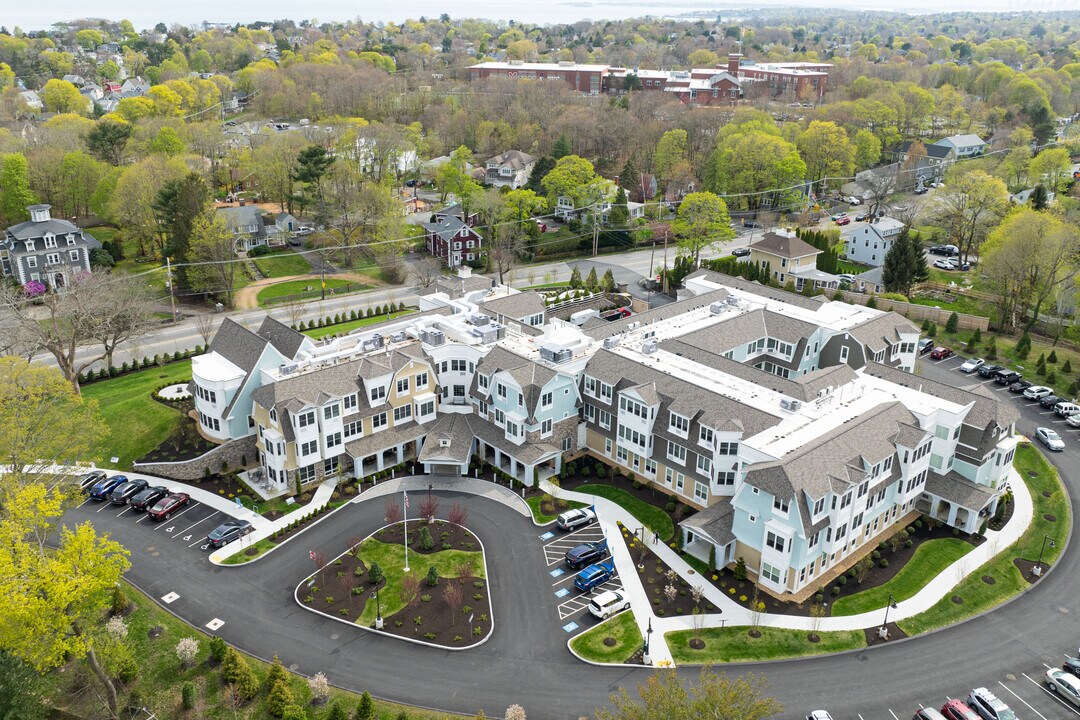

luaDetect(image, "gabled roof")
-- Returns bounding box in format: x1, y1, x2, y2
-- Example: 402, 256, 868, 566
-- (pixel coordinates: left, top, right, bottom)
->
421, 215, 480, 243
846, 312, 919, 354
750, 232, 822, 260
6, 217, 82, 240
485, 150, 536, 170
901, 141, 951, 160
208, 318, 270, 374
936, 134, 986, 149
216, 205, 266, 233
476, 345, 558, 420
480, 291, 545, 321
257, 316, 308, 359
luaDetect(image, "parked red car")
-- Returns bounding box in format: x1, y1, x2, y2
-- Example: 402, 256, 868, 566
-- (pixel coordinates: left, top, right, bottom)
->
929, 347, 953, 360
147, 492, 190, 521
835, 216, 851, 226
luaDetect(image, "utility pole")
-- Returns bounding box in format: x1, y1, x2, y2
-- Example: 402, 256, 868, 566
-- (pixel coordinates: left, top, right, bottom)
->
661, 231, 669, 296
648, 241, 656, 306
592, 210, 599, 257
166, 257, 178, 323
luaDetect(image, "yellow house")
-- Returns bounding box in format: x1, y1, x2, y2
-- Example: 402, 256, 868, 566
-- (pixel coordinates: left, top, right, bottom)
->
747, 230, 822, 286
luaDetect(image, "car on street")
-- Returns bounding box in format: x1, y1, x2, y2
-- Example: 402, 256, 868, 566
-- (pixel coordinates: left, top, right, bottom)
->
574, 559, 616, 591
914, 185, 929, 194
1046, 669, 1080, 707
919, 338, 935, 354
844, 196, 862, 205
854, 212, 870, 221
88, 474, 127, 500
829, 212, 848, 222
940, 700, 980, 720
933, 259, 957, 270
994, 370, 1021, 385
1062, 656, 1080, 677
929, 347, 953, 360
565, 541, 608, 570
976, 363, 1004, 378
556, 507, 597, 531
129, 485, 169, 511
1023, 385, 1053, 399
1053, 401, 1080, 417
1008, 379, 1033, 393
147, 492, 190, 521
1036, 427, 1065, 452
108, 478, 149, 505
1038, 394, 1064, 409
1067, 413, 1080, 428
742, 219, 762, 228
806, 711, 834, 720
966, 687, 1016, 720
731, 247, 751, 257
836, 216, 851, 226
207, 519, 254, 548
77, 469, 108, 492
929, 244, 960, 256
293, 226, 314, 236
588, 589, 630, 620
959, 357, 985, 373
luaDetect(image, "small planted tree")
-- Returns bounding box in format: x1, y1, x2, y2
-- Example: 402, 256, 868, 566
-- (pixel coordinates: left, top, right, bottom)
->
307, 671, 331, 706
174, 637, 199, 669
417, 525, 435, 550
399, 574, 421, 608
356, 691, 377, 720
426, 565, 440, 587
733, 556, 748, 581
443, 582, 464, 625
448, 502, 468, 527
456, 559, 476, 585
945, 312, 958, 334
419, 494, 440, 522
808, 603, 827, 641
265, 655, 289, 691
267, 678, 296, 717
384, 498, 402, 524
368, 561, 385, 585
854, 555, 875, 584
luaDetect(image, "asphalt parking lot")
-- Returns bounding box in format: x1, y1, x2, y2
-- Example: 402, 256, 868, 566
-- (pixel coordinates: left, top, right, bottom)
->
839, 646, 1080, 720
537, 522, 625, 635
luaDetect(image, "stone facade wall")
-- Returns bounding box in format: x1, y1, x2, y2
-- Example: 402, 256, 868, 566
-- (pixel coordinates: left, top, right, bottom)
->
133, 435, 258, 481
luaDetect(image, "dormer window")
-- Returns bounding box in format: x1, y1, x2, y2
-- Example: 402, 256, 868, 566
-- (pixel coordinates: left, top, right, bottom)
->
25, 240, 35, 252
67, 235, 76, 246
44, 236, 56, 249
669, 413, 689, 434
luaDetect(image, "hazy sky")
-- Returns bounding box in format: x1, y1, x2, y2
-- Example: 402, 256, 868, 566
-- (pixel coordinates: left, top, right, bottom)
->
8, 0, 1078, 30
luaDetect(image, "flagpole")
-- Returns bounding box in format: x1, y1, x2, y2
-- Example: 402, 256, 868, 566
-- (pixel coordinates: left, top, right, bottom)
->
403, 489, 410, 572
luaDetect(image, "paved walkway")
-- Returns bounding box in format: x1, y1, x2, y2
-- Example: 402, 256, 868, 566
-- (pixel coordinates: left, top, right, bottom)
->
542, 465, 1031, 663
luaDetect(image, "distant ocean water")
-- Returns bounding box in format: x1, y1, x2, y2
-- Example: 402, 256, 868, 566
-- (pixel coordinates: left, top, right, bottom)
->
8, 0, 1076, 30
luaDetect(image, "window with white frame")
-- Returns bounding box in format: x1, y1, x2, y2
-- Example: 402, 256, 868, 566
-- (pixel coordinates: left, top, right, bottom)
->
541, 391, 553, 408
418, 400, 435, 417
699, 426, 714, 445
344, 420, 362, 438
761, 562, 781, 583
598, 409, 611, 429
393, 405, 412, 422
667, 441, 686, 464
69, 250, 80, 262
300, 440, 317, 456
326, 432, 342, 449
297, 464, 317, 483
813, 497, 825, 515
644, 459, 656, 476
599, 381, 613, 401
343, 394, 357, 412
693, 482, 708, 502
372, 412, 387, 429
298, 411, 316, 428
323, 456, 339, 474
773, 496, 789, 513
766, 531, 785, 552
324, 403, 340, 420
497, 383, 507, 399
696, 455, 711, 475
669, 413, 689, 434
584, 404, 596, 423
416, 372, 428, 389
46, 253, 60, 265
370, 386, 386, 402
269, 408, 277, 423
583, 375, 597, 397
44, 236, 56, 249
717, 442, 738, 455
26, 257, 37, 268
616, 445, 629, 464
541, 418, 552, 436
396, 377, 410, 395
716, 470, 735, 485
478, 373, 489, 390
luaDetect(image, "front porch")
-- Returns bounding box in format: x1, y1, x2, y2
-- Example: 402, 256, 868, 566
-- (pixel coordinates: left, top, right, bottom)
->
919, 470, 1000, 534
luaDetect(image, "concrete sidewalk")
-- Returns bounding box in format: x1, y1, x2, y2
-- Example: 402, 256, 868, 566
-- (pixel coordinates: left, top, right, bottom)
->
544, 465, 1031, 661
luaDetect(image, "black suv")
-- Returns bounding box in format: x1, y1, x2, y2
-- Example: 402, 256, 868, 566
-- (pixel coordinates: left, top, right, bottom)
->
1039, 394, 1064, 409
109, 478, 149, 505
976, 364, 1004, 378
129, 485, 169, 511
565, 541, 608, 570
994, 370, 1021, 385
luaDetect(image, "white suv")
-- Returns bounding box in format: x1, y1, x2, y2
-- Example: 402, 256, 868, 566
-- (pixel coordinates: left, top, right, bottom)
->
967, 688, 1016, 720
589, 590, 630, 620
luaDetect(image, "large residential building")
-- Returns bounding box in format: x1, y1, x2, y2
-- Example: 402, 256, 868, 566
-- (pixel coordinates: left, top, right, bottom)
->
747, 229, 838, 291
483, 150, 537, 189
468, 54, 830, 104
422, 215, 483, 267
1, 205, 100, 289
844, 217, 905, 267
199, 267, 1016, 596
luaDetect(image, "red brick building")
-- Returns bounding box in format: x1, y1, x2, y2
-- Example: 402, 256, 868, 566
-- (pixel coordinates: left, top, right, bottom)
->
468, 61, 607, 94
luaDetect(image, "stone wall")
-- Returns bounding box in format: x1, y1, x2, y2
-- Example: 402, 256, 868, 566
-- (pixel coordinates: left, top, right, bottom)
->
133, 435, 258, 481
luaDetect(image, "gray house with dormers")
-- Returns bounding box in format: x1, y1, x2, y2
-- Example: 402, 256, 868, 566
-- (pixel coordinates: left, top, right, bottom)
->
1, 205, 100, 290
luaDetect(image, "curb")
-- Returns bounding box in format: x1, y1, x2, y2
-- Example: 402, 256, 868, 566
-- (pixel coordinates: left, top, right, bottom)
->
212, 492, 357, 566
291, 519, 494, 652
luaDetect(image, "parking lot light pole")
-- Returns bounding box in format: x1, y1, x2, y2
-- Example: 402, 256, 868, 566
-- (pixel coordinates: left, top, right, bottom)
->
372, 586, 383, 630
642, 617, 653, 665
1036, 534, 1056, 572
881, 592, 898, 634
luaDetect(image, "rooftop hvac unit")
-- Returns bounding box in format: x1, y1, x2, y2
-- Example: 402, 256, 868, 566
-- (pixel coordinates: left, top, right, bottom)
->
470, 313, 491, 326
642, 339, 658, 355
278, 364, 298, 376
539, 345, 573, 364
361, 336, 385, 352
603, 337, 620, 349
779, 398, 802, 412
471, 326, 500, 343
710, 302, 726, 315
391, 331, 407, 342
726, 295, 739, 306
420, 329, 445, 347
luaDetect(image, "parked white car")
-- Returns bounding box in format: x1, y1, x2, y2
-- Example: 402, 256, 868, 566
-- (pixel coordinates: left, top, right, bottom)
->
1047, 668, 1080, 706
1024, 385, 1053, 399
959, 358, 985, 373
588, 590, 631, 620
1066, 413, 1080, 428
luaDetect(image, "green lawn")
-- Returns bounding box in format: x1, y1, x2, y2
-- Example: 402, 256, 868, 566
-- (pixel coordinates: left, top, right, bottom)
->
572, 484, 675, 541
569, 611, 642, 663
525, 495, 586, 524
830, 538, 973, 616
82, 361, 193, 469
257, 278, 372, 306
898, 443, 1069, 636
303, 310, 417, 339
251, 248, 313, 278
221, 537, 276, 565
909, 294, 993, 319
666, 626, 866, 664
42, 580, 466, 719
352, 535, 485, 626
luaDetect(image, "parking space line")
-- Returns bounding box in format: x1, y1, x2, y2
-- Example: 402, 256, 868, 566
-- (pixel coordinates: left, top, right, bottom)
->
1022, 672, 1080, 718
152, 503, 198, 530
94, 502, 113, 512
173, 511, 220, 541
115, 505, 133, 517
76, 498, 92, 508
998, 679, 1049, 720
888, 709, 899, 720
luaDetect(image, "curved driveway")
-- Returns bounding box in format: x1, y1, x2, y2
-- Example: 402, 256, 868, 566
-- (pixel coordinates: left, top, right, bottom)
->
75, 357, 1080, 719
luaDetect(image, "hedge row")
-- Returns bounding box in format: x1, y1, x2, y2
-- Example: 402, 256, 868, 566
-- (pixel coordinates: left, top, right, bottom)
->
293, 302, 410, 332
78, 346, 205, 386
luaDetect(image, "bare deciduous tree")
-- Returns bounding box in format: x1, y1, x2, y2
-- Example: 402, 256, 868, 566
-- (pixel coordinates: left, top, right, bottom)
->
442, 582, 463, 625
412, 256, 443, 290
399, 574, 421, 608
193, 313, 218, 349
384, 498, 402, 524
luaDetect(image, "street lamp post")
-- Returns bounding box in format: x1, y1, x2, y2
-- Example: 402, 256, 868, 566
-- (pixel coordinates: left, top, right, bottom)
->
642, 617, 653, 665
371, 586, 383, 630
880, 592, 898, 637
1035, 534, 1056, 574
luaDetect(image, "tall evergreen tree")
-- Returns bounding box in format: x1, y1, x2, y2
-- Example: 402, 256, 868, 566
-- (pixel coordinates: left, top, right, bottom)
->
152, 172, 211, 287
552, 135, 572, 160
609, 187, 629, 226
525, 156, 554, 194
619, 158, 639, 197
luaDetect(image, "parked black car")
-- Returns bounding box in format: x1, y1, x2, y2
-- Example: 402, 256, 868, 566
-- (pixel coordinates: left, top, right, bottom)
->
976, 364, 1004, 378
129, 485, 169, 511
731, 247, 751, 257
1009, 380, 1033, 393
1039, 394, 1064, 409
207, 519, 254, 548
109, 478, 149, 505
994, 370, 1022, 385
565, 541, 608, 570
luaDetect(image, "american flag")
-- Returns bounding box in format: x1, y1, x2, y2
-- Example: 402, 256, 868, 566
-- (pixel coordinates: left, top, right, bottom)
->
403, 491, 410, 509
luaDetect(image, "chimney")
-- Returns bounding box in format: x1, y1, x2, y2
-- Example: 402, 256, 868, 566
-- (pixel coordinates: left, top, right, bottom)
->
28, 204, 51, 223
458, 265, 473, 279
728, 53, 743, 76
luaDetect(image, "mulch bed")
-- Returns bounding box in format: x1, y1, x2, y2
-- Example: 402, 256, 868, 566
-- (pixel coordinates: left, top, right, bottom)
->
560, 457, 698, 527
137, 405, 218, 463
296, 522, 491, 648
1014, 558, 1049, 584
617, 523, 717, 618
684, 516, 981, 617
864, 622, 908, 646
988, 494, 1014, 531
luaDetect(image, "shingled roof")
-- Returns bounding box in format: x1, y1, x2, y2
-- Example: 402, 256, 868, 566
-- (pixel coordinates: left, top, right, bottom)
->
749, 232, 821, 260
257, 316, 308, 359
208, 318, 270, 374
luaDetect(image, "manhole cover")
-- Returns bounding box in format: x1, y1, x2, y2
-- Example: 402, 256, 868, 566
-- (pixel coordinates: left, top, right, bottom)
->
289, 663, 299, 671
1006, 673, 1017, 681
1059, 606, 1070, 614
330, 633, 339, 640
